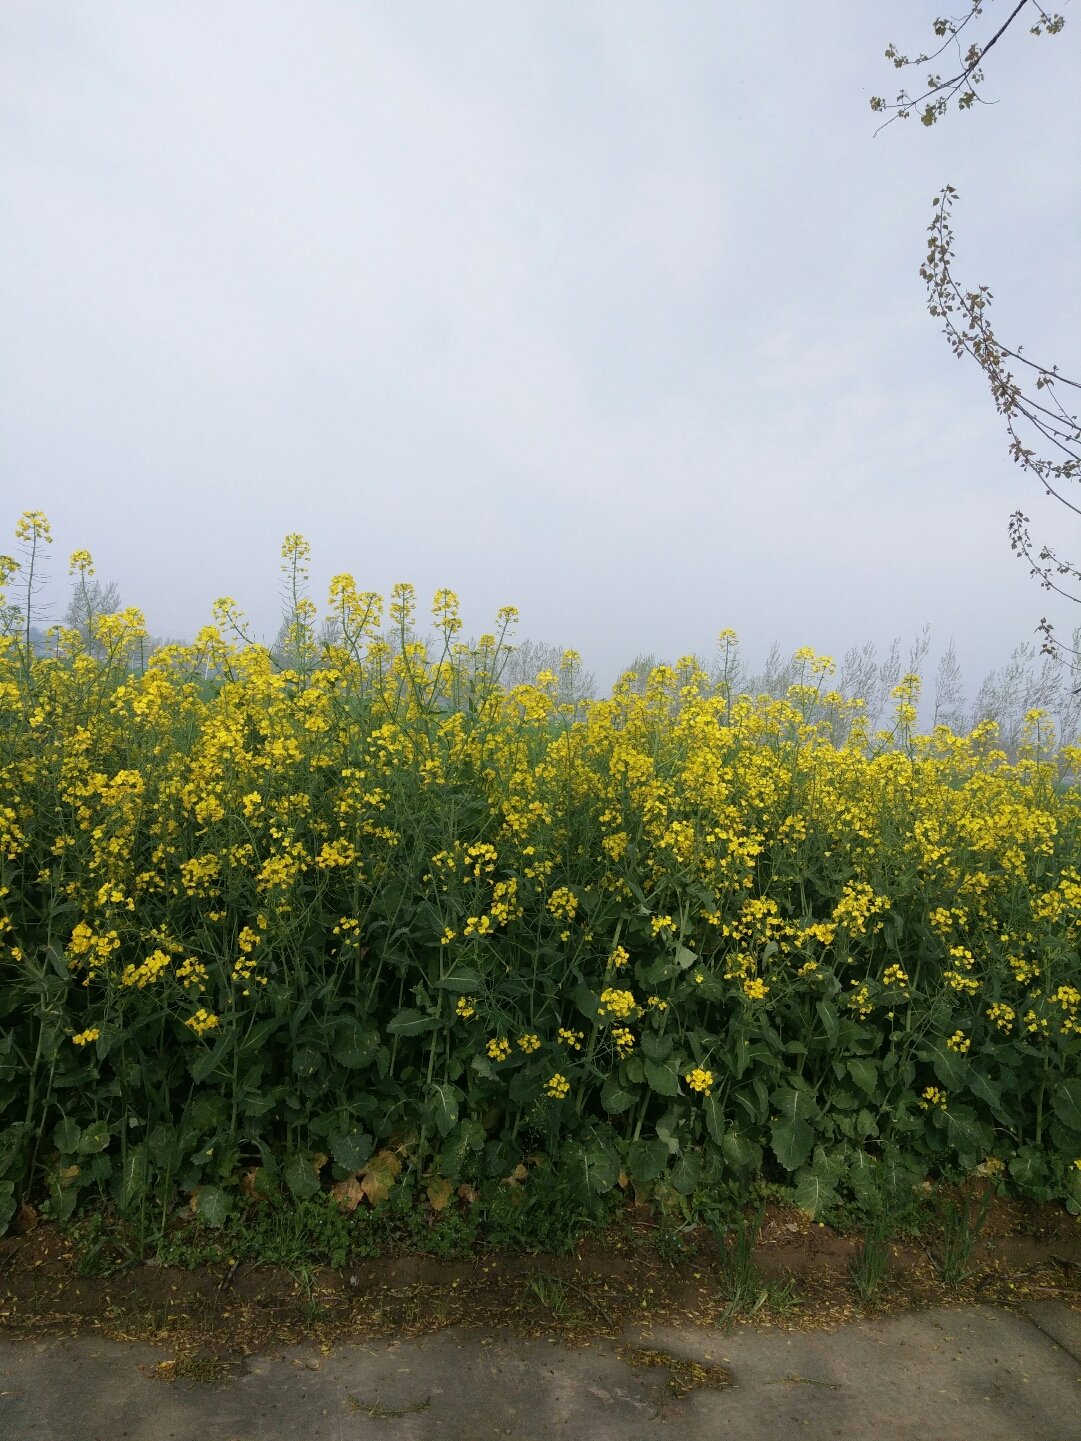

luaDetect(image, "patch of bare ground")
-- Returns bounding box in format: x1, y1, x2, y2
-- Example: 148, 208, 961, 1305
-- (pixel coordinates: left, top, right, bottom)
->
0, 1192, 1077, 1372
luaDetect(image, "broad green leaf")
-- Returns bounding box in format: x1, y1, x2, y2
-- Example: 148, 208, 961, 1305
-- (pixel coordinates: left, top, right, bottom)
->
942, 1104, 990, 1170
702, 1094, 725, 1147
436, 968, 483, 993
644, 1057, 681, 1098
793, 1168, 838, 1217
284, 1153, 321, 1200
439, 1120, 486, 1181
113, 1143, 147, 1213
330, 1127, 372, 1172
1008, 1146, 1048, 1191
918, 1039, 968, 1091
967, 1067, 1005, 1120
53, 1118, 81, 1155
721, 1127, 761, 1175
192, 1185, 230, 1228
332, 1021, 381, 1070
1066, 1166, 1081, 1217
78, 1122, 110, 1155
0, 1186, 15, 1237
669, 1151, 702, 1195
641, 1031, 673, 1062
191, 1030, 232, 1084
847, 1059, 877, 1095
673, 945, 698, 972
626, 1137, 668, 1184
386, 1009, 440, 1036
425, 1082, 462, 1138
771, 1117, 814, 1172
563, 1135, 619, 1196
1051, 1080, 1081, 1133
574, 983, 600, 1022
600, 1073, 638, 1115
770, 1085, 817, 1122
846, 1151, 879, 1203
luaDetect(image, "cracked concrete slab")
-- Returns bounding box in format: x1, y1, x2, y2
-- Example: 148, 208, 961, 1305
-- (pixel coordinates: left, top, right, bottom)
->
1, 1304, 1079, 1440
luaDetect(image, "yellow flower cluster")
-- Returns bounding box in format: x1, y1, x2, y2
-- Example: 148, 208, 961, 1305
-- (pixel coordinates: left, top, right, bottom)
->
684, 1067, 713, 1096
545, 1073, 570, 1099
611, 1026, 635, 1057
597, 987, 637, 1021
487, 1037, 511, 1062
184, 1009, 219, 1036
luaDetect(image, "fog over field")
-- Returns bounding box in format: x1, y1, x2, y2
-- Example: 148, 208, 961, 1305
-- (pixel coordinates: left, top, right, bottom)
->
2, 2, 1079, 700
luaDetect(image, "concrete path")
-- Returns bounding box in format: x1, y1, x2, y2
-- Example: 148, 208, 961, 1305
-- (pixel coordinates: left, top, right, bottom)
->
1, 1302, 1079, 1440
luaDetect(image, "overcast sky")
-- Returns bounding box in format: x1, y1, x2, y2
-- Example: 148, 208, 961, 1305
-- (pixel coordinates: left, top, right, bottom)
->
2, 2, 1079, 693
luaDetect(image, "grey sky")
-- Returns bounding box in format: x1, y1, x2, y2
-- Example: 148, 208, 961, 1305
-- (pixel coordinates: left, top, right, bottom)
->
2, 2, 1079, 693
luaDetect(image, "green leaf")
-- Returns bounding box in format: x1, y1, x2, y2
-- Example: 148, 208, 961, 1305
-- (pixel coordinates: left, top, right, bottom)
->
191, 1030, 232, 1085
967, 1066, 1005, 1119
330, 1126, 372, 1172
640, 1031, 673, 1062
436, 969, 483, 994
53, 1118, 82, 1155
193, 1185, 230, 1228
0, 1185, 15, 1238
1008, 1146, 1048, 1191
770, 1117, 814, 1172
815, 1000, 839, 1048
574, 983, 600, 1022
792, 1166, 838, 1217
673, 945, 698, 971
284, 1153, 321, 1200
77, 1122, 110, 1155
846, 1151, 879, 1203
600, 1073, 638, 1115
1051, 1080, 1081, 1133
563, 1134, 619, 1196
771, 1085, 817, 1122
669, 1151, 702, 1195
846, 1059, 877, 1095
644, 1056, 681, 1097
1066, 1166, 1081, 1217
386, 1009, 440, 1037
113, 1143, 148, 1213
721, 1127, 761, 1175
439, 1120, 486, 1181
701, 1094, 725, 1147
917, 1039, 968, 1091
942, 1104, 989, 1170
626, 1137, 668, 1184
332, 1021, 381, 1070
425, 1082, 462, 1138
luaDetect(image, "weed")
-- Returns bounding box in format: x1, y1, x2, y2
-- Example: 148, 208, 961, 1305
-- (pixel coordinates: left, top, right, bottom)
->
850, 1213, 892, 1304
527, 1274, 571, 1320
936, 1188, 992, 1286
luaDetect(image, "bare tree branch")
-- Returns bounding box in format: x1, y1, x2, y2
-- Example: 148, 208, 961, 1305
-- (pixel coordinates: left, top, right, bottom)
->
871, 1, 1066, 131
920, 186, 1080, 663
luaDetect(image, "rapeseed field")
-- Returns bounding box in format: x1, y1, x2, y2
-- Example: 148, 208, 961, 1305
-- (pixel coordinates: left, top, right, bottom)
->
1, 512, 1079, 1233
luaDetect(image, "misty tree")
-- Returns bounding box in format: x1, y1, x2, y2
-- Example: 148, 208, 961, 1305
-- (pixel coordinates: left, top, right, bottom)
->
932, 639, 968, 734
500, 638, 596, 709
873, 4, 1079, 662
970, 635, 1081, 755
64, 575, 121, 657
616, 652, 662, 697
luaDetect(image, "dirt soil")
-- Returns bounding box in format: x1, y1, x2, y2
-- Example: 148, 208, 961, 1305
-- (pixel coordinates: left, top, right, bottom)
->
1, 1190, 1078, 1369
